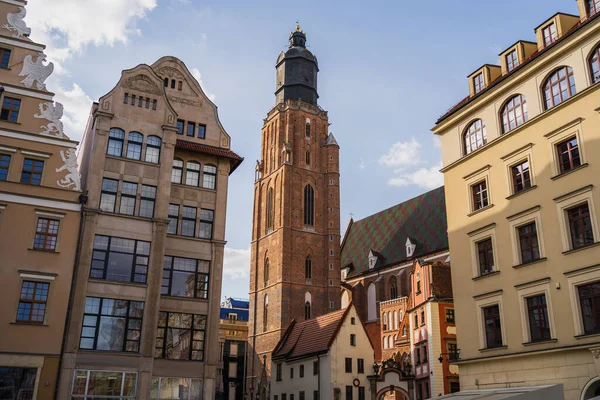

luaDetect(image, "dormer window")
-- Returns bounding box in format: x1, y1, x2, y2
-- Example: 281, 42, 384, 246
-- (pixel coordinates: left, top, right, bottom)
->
368, 250, 379, 270
406, 238, 416, 258
473, 73, 484, 94
341, 268, 348, 280
587, 0, 600, 17
506, 50, 518, 72
542, 23, 557, 47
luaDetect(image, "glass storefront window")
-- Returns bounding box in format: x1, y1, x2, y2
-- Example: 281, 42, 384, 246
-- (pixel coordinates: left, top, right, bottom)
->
71, 370, 136, 399
150, 377, 203, 400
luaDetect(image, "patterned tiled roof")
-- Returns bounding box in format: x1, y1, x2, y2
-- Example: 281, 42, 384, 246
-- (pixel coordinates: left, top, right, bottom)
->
341, 186, 448, 278
175, 139, 244, 174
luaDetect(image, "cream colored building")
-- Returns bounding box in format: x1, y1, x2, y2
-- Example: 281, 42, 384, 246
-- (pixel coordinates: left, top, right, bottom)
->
433, 1, 600, 399
56, 56, 242, 399
0, 1, 82, 398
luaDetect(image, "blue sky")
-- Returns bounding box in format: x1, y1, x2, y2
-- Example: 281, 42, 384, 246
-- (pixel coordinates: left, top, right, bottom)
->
26, 0, 577, 300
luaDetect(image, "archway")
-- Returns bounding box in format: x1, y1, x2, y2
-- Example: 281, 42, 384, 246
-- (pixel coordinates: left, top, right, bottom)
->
376, 387, 410, 400
581, 376, 600, 400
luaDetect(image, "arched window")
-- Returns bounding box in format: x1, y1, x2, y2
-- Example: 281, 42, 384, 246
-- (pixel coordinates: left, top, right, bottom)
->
388, 336, 393, 349
416, 271, 421, 293
303, 185, 314, 226
107, 128, 125, 157
306, 149, 310, 166
500, 94, 528, 134
390, 277, 398, 299
263, 295, 268, 332
463, 119, 486, 155
383, 312, 388, 330
145, 135, 161, 164
402, 326, 407, 337
185, 161, 200, 186
341, 290, 350, 309
264, 258, 269, 286
587, 0, 600, 16
163, 78, 169, 87
126, 131, 143, 160
171, 158, 183, 184
305, 118, 311, 137
394, 311, 398, 330
203, 164, 217, 189
367, 283, 376, 321
305, 256, 312, 279
266, 188, 274, 232
543, 67, 576, 110
171, 79, 176, 89
589, 43, 600, 84
305, 292, 312, 320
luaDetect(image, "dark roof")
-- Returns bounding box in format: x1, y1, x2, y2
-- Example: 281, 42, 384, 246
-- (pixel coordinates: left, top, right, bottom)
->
341, 187, 448, 278
175, 139, 244, 174
228, 298, 250, 309
220, 308, 249, 321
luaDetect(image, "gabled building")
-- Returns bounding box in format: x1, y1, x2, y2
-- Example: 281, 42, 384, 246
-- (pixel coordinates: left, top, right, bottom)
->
270, 304, 374, 400
218, 298, 250, 400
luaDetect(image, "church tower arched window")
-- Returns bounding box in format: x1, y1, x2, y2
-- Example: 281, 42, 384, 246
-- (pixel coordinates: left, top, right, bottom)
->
306, 118, 311, 137
263, 295, 268, 332
303, 185, 314, 226
390, 277, 398, 299
266, 187, 274, 232
305, 256, 312, 279
305, 292, 312, 320
264, 258, 269, 286
306, 149, 310, 167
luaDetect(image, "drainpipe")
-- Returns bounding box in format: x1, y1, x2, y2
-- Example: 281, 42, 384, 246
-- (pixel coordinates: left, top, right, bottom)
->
54, 192, 88, 400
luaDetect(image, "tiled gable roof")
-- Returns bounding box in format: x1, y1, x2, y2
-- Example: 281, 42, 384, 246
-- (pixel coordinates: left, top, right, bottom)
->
175, 139, 244, 174
341, 186, 448, 278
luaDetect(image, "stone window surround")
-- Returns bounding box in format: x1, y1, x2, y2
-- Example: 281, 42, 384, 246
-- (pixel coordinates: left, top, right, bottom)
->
463, 165, 492, 215
544, 118, 586, 178
468, 223, 500, 278
30, 210, 65, 253
474, 290, 507, 350
565, 264, 600, 336
506, 205, 546, 266
501, 143, 536, 198
514, 277, 557, 344
553, 185, 599, 252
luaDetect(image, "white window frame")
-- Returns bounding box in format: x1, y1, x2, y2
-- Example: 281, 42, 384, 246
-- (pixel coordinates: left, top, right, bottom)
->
468, 223, 499, 278
71, 370, 137, 399
463, 165, 492, 215
501, 143, 536, 197
150, 376, 204, 400
565, 264, 600, 336
544, 118, 586, 178
554, 185, 599, 252
515, 278, 556, 344
507, 206, 546, 266
474, 291, 506, 350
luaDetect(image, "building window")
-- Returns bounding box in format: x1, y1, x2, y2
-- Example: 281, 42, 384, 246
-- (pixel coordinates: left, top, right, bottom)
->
0, 96, 20, 122
181, 206, 197, 237
587, 0, 600, 16
79, 297, 144, 352
33, 218, 59, 250
203, 164, 217, 189
139, 185, 156, 218
305, 256, 312, 279
171, 158, 183, 184
590, 43, 600, 84
145, 135, 161, 164
155, 311, 207, 360
556, 137, 581, 174
483, 304, 503, 348
276, 363, 282, 381
72, 370, 137, 399
187, 122, 196, 137
346, 386, 353, 400
90, 235, 150, 283
197, 124, 206, 139
152, 99, 157, 110
579, 282, 600, 335
119, 182, 137, 216
199, 209, 214, 239
306, 150, 310, 166
149, 377, 202, 400
463, 119, 486, 155
123, 93, 129, 104
263, 295, 268, 332
415, 348, 421, 365
420, 310, 425, 325
518, 223, 540, 263
350, 334, 356, 346
303, 185, 315, 226
145, 98, 150, 109
266, 187, 274, 232
473, 73, 484, 94
472, 180, 488, 210
0, 368, 37, 399
0, 153, 9, 180
567, 203, 594, 249
414, 314, 418, 329
306, 119, 311, 137
477, 238, 495, 276
131, 94, 136, 106
16, 281, 49, 323
162, 256, 209, 299
176, 119, 185, 135
138, 96, 143, 107
542, 23, 558, 47
167, 204, 179, 234
99, 178, 118, 212
185, 161, 200, 186
543, 66, 576, 110
107, 128, 125, 157
506, 49, 518, 72
511, 160, 531, 193
345, 357, 352, 373
126, 132, 143, 160
526, 294, 551, 342
305, 301, 311, 320
390, 277, 398, 299
422, 344, 428, 363
290, 367, 294, 379
299, 364, 304, 377
358, 387, 365, 400
501, 94, 528, 134
357, 358, 364, 373
313, 360, 319, 375
402, 326, 407, 336
20, 158, 43, 185
446, 308, 455, 324
0, 48, 11, 68
300, 392, 305, 400
264, 258, 269, 286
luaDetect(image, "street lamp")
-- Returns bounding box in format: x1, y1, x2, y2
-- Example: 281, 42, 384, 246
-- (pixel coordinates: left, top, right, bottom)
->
438, 349, 460, 363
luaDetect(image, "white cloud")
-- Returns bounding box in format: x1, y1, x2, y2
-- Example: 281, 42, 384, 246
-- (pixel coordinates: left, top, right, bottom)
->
223, 247, 250, 281
379, 138, 421, 170
50, 81, 93, 141
191, 68, 216, 102
433, 136, 441, 149
388, 163, 444, 190
358, 157, 365, 170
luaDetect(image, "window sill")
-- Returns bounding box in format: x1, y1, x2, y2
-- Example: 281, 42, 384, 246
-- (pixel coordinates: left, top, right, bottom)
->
161, 295, 209, 302
522, 338, 557, 346
166, 234, 213, 243
506, 185, 537, 200
562, 241, 600, 255
10, 321, 48, 326
97, 210, 155, 223
574, 332, 600, 339
468, 204, 494, 217
79, 349, 140, 356
105, 154, 160, 168
551, 163, 588, 181
472, 270, 500, 281
512, 257, 547, 269
88, 278, 148, 288
0, 119, 21, 125
478, 345, 507, 352
28, 248, 59, 254
171, 182, 217, 192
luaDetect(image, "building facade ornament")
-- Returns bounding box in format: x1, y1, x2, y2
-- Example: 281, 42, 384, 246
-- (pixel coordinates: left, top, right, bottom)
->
34, 101, 64, 138
156, 66, 184, 79
19, 53, 53, 90
56, 149, 81, 191
168, 95, 201, 107
3, 6, 30, 38
122, 74, 162, 95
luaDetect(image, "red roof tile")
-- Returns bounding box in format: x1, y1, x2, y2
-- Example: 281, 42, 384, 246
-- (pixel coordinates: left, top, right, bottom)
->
175, 139, 244, 174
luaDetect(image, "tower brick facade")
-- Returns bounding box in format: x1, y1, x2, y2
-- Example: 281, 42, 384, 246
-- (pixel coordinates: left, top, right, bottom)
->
246, 26, 341, 399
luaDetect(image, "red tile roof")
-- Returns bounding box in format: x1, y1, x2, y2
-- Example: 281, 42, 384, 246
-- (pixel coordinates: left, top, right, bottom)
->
175, 139, 244, 174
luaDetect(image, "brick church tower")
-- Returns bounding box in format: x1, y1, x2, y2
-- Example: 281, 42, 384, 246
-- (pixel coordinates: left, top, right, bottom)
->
246, 26, 341, 399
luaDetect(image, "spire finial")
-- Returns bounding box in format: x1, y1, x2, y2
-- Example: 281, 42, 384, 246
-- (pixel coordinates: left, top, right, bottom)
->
296, 20, 300, 31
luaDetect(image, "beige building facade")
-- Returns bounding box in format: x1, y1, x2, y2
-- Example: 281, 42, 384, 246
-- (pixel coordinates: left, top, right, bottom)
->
0, 1, 82, 398
56, 57, 242, 399
433, 1, 600, 399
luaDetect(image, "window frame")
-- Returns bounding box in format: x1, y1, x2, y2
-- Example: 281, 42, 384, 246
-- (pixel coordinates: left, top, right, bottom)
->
526, 294, 551, 342
463, 119, 487, 156
587, 0, 600, 16
20, 158, 43, 185
518, 222, 541, 264
344, 357, 352, 373
0, 96, 21, 122
516, 279, 556, 343
511, 159, 532, 194
119, 181, 138, 216
303, 185, 315, 226
154, 311, 207, 361
99, 178, 118, 212
446, 308, 455, 324
556, 136, 581, 174
33, 217, 60, 251
555, 185, 599, 252
89, 235, 150, 284
202, 164, 217, 190
505, 49, 518, 72
589, 42, 600, 84
145, 135, 162, 164
186, 121, 196, 137
171, 158, 183, 184
542, 66, 576, 110
16, 280, 49, 323
71, 370, 137, 399
167, 204, 179, 235
471, 180, 489, 211
107, 128, 125, 157
161, 256, 210, 300
500, 94, 528, 134
483, 304, 503, 349
357, 358, 364, 374
197, 123, 206, 139
199, 208, 214, 239
181, 206, 197, 237
0, 47, 12, 69
0, 153, 10, 180
176, 119, 185, 135
542, 23, 558, 47
476, 238, 495, 276
139, 184, 156, 218
473, 73, 484, 94
469, 224, 499, 278
567, 203, 594, 249
185, 161, 201, 186
125, 131, 143, 161
305, 256, 312, 279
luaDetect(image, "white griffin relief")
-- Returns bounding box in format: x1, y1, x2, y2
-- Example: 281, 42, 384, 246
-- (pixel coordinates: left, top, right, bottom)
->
56, 149, 81, 191
3, 6, 31, 38
34, 102, 64, 138
19, 53, 54, 90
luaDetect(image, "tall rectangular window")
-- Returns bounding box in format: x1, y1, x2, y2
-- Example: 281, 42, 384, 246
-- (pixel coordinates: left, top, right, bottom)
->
345, 357, 352, 373
472, 181, 488, 210
185, 161, 200, 186
473, 73, 484, 94
90, 235, 150, 283
506, 49, 518, 72
171, 159, 183, 184
512, 160, 531, 193
126, 132, 143, 160
542, 23, 557, 47
518, 223, 540, 263
416, 348, 421, 365
119, 182, 137, 216
20, 158, 43, 185
357, 358, 364, 374
187, 122, 196, 137
203, 164, 217, 189
199, 209, 214, 239
358, 387, 365, 400
313, 360, 319, 375
100, 178, 118, 212
0, 153, 10, 180
181, 206, 197, 237
155, 312, 207, 360
568, 203, 594, 249
79, 297, 144, 352
0, 96, 20, 122
579, 282, 600, 335
139, 185, 156, 218
149, 377, 202, 400
527, 294, 551, 341
176, 119, 185, 135
107, 128, 125, 157
0, 368, 36, 399
162, 256, 210, 299
557, 137, 581, 174
277, 363, 282, 381
16, 281, 49, 323
477, 238, 494, 275
346, 386, 353, 400
483, 305, 503, 348
350, 334, 356, 346
0, 48, 11, 68
446, 308, 455, 323
152, 99, 157, 110
33, 218, 59, 250
198, 124, 206, 139
167, 204, 179, 235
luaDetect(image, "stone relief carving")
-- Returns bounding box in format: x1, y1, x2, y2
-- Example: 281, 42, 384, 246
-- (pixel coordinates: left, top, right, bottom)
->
156, 66, 184, 79
34, 102, 64, 138
122, 74, 162, 95
19, 53, 54, 90
168, 96, 201, 107
56, 149, 81, 191
3, 6, 31, 38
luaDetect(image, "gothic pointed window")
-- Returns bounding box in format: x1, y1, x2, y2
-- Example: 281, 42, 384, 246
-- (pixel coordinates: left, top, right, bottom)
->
305, 256, 312, 279
264, 258, 269, 287
306, 118, 311, 137
306, 150, 310, 167
305, 301, 311, 320
303, 185, 315, 226
390, 277, 398, 300
263, 295, 268, 332
266, 187, 274, 233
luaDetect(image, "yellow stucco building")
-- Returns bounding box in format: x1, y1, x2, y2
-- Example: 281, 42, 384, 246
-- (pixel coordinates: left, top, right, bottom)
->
433, 1, 600, 399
